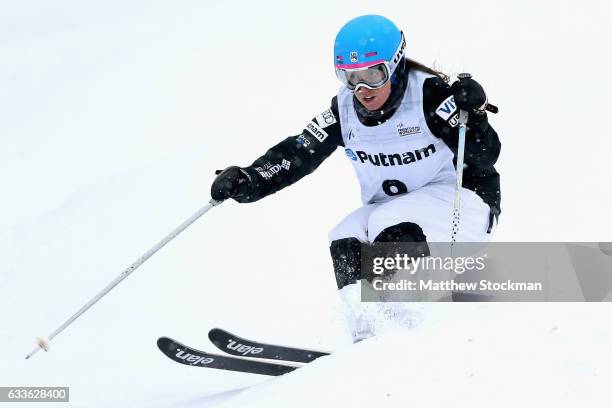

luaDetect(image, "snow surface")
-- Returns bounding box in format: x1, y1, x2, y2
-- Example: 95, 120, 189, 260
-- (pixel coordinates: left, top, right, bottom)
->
1, 1, 611, 407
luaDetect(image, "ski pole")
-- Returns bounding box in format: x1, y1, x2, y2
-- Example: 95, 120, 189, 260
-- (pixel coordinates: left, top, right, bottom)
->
451, 106, 469, 246
450, 72, 473, 246
450, 73, 498, 246
25, 198, 223, 359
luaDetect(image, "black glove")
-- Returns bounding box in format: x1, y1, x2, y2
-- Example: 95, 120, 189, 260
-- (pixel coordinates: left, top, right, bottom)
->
210, 166, 253, 201
450, 77, 487, 112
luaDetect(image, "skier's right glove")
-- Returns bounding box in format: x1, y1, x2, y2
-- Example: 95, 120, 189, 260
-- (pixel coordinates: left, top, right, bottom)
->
210, 166, 254, 201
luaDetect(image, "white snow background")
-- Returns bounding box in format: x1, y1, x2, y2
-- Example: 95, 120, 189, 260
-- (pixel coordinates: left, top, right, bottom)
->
1, 0, 611, 407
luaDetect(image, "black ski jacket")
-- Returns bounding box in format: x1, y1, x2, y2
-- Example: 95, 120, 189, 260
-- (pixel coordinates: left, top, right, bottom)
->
232, 68, 501, 220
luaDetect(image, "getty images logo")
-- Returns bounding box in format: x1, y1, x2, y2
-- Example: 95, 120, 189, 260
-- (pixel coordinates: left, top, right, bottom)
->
226, 339, 264, 356
175, 348, 214, 366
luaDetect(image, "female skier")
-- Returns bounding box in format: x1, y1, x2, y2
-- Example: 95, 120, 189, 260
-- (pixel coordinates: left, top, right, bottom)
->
211, 15, 500, 339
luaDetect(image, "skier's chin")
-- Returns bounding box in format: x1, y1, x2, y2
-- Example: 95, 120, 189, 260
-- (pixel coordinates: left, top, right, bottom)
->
355, 83, 391, 111
360, 96, 383, 111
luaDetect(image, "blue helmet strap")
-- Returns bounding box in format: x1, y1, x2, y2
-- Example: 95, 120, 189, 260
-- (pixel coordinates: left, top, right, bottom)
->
354, 58, 408, 126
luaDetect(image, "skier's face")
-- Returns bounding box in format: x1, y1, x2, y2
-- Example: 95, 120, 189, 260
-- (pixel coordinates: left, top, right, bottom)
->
354, 81, 392, 111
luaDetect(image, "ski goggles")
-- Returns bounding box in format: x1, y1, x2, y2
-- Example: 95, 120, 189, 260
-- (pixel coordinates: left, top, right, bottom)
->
335, 61, 391, 91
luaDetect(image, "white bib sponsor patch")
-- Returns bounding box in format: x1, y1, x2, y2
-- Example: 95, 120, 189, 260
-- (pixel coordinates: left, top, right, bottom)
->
436, 95, 457, 121
315, 109, 337, 128
396, 121, 422, 137
305, 120, 328, 142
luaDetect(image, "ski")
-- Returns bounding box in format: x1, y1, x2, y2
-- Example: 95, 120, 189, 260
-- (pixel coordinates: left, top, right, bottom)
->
157, 336, 298, 376
208, 328, 330, 364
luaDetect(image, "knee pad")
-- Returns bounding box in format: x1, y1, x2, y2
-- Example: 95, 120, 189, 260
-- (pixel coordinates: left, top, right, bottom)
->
373, 222, 428, 243
373, 222, 430, 264
329, 237, 362, 290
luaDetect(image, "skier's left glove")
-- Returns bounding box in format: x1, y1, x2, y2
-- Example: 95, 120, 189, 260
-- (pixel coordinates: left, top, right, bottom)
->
210, 166, 254, 202
451, 77, 487, 112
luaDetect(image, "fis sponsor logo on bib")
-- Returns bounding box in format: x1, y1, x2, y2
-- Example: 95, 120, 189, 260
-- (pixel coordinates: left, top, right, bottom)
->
396, 121, 422, 137
448, 112, 459, 127
305, 121, 328, 142
345, 148, 358, 161
436, 95, 457, 121
315, 109, 337, 128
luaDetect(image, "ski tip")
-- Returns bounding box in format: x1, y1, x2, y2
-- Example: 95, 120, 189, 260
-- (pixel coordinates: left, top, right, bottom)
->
208, 327, 228, 340
208, 327, 245, 348
157, 336, 177, 352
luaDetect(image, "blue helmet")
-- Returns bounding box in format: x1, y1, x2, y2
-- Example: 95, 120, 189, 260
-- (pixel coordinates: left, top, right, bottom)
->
334, 15, 406, 76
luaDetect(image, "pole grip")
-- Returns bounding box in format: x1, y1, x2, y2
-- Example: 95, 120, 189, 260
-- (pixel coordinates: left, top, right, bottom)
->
485, 103, 499, 114
456, 72, 499, 114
